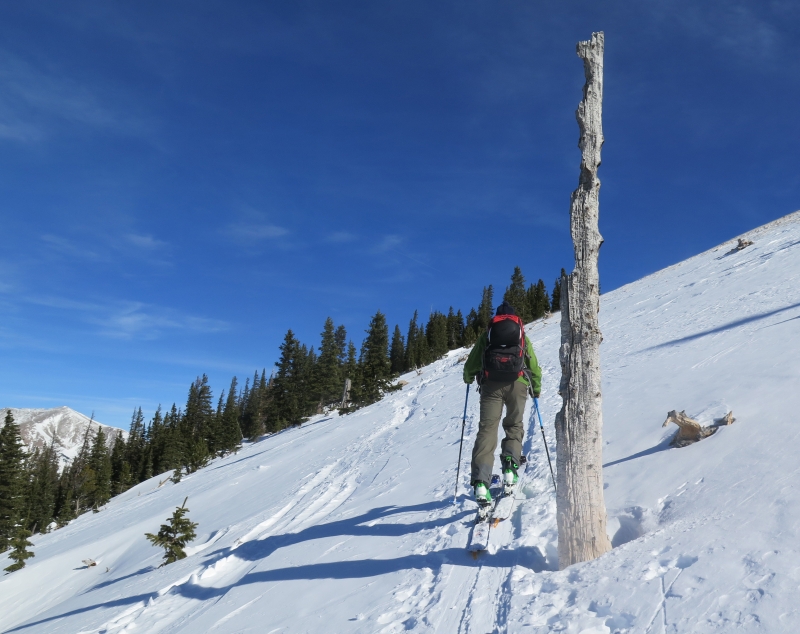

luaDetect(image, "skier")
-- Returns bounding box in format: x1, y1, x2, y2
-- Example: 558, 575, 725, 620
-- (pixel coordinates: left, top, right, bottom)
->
463, 301, 542, 507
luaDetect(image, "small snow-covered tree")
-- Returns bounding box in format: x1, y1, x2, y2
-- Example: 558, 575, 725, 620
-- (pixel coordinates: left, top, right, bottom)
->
4, 526, 34, 573
145, 497, 198, 566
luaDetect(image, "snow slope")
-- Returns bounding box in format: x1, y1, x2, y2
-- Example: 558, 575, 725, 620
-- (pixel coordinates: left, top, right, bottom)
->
1, 407, 126, 468
2, 211, 800, 633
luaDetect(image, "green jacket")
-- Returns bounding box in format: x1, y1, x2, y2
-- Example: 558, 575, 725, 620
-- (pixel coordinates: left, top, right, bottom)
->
463, 330, 542, 395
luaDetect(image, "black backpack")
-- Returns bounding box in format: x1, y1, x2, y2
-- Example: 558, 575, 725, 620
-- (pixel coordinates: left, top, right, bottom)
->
481, 314, 527, 383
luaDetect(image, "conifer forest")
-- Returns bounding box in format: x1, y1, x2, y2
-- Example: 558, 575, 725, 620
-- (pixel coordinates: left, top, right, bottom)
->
0, 266, 560, 550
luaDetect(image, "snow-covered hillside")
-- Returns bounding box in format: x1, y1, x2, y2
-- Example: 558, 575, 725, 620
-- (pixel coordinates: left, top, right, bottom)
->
2, 211, 800, 633
1, 407, 125, 468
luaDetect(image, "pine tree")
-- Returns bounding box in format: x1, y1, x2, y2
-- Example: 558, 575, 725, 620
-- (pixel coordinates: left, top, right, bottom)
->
463, 308, 479, 346
551, 268, 566, 312
504, 267, 530, 321
271, 330, 304, 428
25, 440, 59, 531
3, 526, 34, 573
125, 408, 146, 480
109, 432, 131, 495
88, 426, 111, 509
477, 285, 494, 331
240, 371, 262, 439
389, 325, 405, 375
219, 377, 243, 451
0, 411, 26, 552
446, 308, 465, 350
181, 376, 213, 472
528, 279, 551, 319
334, 325, 348, 367
342, 341, 360, 406
145, 497, 198, 566
425, 311, 448, 360
403, 312, 419, 371
360, 311, 392, 404
317, 318, 343, 408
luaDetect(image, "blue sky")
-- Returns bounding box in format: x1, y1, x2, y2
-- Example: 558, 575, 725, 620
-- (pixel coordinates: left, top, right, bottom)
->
1, 1, 798, 429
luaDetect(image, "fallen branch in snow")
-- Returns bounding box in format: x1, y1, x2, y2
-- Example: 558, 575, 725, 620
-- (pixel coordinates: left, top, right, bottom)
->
725, 238, 754, 255
662, 410, 735, 447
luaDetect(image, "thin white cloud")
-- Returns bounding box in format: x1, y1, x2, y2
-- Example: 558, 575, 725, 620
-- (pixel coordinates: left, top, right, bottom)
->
371, 234, 403, 254
0, 51, 151, 143
126, 233, 167, 250
225, 221, 289, 241
41, 234, 103, 260
18, 294, 228, 340
325, 231, 358, 243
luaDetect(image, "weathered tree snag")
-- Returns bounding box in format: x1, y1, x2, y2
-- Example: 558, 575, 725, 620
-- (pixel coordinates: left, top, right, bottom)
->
554, 31, 612, 569
663, 409, 735, 447
663, 410, 703, 444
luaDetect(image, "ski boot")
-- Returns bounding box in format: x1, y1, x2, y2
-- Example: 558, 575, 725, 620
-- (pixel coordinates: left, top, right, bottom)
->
502, 456, 519, 493
474, 481, 492, 520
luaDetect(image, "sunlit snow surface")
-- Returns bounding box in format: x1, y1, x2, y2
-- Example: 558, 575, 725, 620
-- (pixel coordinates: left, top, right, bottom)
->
3, 211, 800, 633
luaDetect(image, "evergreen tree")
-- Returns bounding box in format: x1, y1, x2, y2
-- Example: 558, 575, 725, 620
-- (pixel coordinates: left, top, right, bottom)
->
182, 376, 213, 472
317, 317, 343, 408
477, 285, 494, 331
271, 330, 304, 428
240, 371, 262, 439
23, 441, 58, 533
360, 311, 392, 404
334, 325, 348, 367
219, 376, 243, 451
551, 268, 566, 312
425, 311, 449, 359
463, 308, 479, 346
414, 318, 431, 367
389, 325, 405, 375
446, 308, 465, 350
342, 341, 360, 406
88, 427, 111, 509
403, 312, 419, 371
528, 279, 551, 320
504, 267, 530, 321
110, 431, 131, 495
60, 425, 95, 519
3, 526, 34, 573
145, 497, 198, 566
125, 408, 146, 480
0, 411, 26, 551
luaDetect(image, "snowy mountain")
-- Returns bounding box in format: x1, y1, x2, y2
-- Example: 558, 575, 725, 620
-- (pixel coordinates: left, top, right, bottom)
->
1, 407, 126, 468
2, 210, 800, 633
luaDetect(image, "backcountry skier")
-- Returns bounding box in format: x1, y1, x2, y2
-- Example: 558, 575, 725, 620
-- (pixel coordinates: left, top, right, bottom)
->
463, 301, 542, 508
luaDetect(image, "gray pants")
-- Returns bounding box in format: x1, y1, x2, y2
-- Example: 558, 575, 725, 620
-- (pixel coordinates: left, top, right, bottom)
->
470, 380, 528, 486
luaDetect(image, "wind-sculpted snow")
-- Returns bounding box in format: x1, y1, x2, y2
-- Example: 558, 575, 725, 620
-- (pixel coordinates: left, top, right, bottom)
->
2, 211, 800, 632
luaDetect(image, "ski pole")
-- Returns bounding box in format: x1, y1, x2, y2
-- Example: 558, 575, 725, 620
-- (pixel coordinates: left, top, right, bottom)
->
534, 397, 557, 493
453, 383, 470, 504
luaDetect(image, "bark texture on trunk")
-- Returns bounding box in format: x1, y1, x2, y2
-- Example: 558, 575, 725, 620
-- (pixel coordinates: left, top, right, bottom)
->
555, 31, 612, 569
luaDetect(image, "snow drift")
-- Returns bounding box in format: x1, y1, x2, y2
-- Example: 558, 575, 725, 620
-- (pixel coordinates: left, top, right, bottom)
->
2, 211, 800, 633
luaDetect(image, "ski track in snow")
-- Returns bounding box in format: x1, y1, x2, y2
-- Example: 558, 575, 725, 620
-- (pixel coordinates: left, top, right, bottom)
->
3, 210, 800, 632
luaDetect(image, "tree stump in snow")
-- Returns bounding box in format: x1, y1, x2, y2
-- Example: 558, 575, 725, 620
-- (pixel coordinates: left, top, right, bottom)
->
554, 31, 612, 570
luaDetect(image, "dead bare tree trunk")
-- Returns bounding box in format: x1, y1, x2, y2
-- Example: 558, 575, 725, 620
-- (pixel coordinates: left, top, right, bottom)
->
554, 31, 612, 569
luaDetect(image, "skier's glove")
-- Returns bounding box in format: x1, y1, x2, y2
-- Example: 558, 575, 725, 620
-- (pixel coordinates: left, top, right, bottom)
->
533, 392, 540, 398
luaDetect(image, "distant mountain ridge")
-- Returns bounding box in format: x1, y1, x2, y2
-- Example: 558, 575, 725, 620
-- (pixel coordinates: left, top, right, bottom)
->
0, 406, 127, 468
